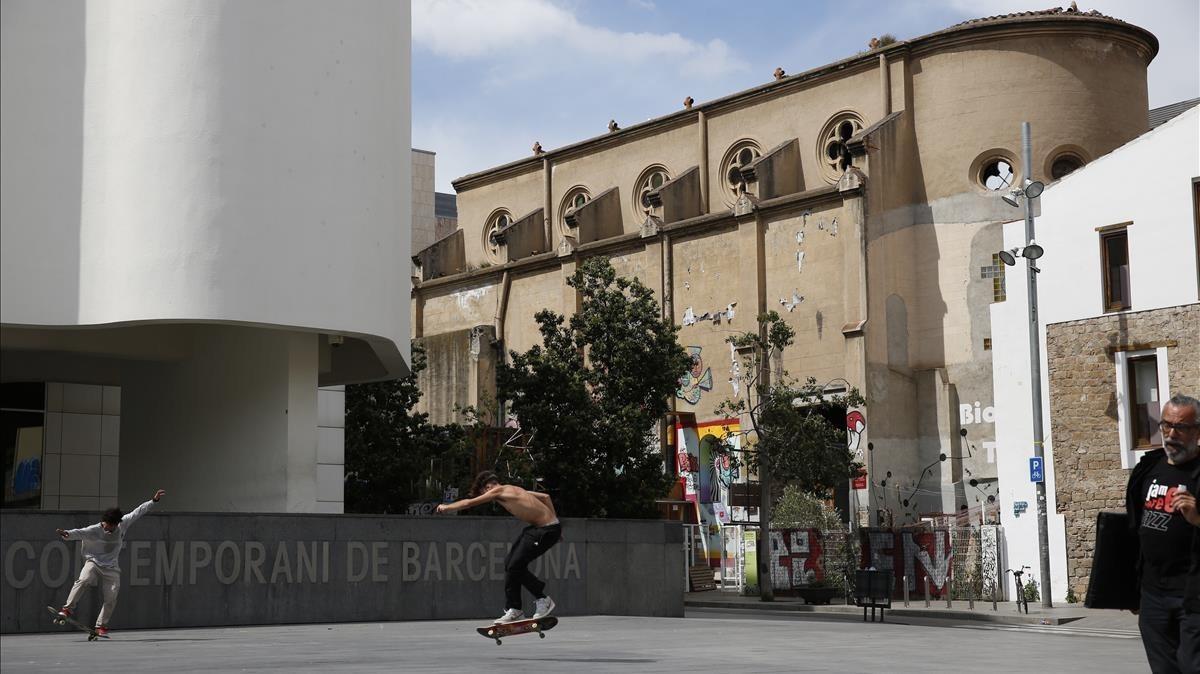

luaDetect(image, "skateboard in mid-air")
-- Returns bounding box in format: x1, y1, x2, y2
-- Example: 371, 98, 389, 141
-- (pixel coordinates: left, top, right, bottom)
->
476, 615, 558, 645
46, 606, 108, 641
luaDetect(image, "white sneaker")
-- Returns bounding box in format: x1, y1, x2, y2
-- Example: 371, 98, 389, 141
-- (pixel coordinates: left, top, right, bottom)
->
494, 608, 525, 624
533, 596, 555, 618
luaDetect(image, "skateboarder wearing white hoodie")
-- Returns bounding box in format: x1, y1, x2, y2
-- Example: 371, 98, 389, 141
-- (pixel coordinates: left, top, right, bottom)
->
54, 489, 165, 636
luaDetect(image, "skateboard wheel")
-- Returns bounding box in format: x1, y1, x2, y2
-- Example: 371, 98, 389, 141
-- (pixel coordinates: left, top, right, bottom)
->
539, 632, 546, 639
494, 639, 502, 646
487, 629, 495, 637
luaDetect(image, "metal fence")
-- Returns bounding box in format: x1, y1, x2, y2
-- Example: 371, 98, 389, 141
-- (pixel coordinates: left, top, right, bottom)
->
684, 523, 1004, 605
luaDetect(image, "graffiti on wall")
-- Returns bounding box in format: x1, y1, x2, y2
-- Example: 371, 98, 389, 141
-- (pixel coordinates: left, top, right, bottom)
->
860, 529, 952, 597
768, 529, 825, 589
674, 415, 742, 563
846, 410, 866, 454
676, 346, 713, 404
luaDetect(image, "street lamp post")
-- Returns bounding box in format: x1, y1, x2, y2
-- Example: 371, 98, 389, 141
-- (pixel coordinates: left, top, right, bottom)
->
1018, 122, 1054, 608
997, 123, 1052, 608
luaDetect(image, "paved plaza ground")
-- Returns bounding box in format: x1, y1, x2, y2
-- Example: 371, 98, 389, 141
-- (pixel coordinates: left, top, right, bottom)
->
0, 607, 1147, 673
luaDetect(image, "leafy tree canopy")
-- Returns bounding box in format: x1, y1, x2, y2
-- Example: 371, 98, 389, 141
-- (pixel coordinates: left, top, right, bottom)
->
498, 257, 691, 518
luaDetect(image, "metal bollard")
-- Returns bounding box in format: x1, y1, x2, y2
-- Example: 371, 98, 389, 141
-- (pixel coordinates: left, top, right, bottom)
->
903, 575, 910, 607
924, 575, 931, 608
968, 582, 975, 610
946, 585, 952, 609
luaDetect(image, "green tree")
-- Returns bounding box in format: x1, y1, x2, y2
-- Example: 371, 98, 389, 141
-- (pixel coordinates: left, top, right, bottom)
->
344, 344, 473, 514
717, 311, 866, 499
498, 257, 691, 518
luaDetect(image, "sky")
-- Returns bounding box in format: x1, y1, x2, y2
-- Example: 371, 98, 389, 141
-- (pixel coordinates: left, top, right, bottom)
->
412, 0, 1200, 192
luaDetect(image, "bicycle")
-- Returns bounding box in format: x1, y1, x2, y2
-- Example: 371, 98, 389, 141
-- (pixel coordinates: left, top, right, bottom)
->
1006, 565, 1032, 614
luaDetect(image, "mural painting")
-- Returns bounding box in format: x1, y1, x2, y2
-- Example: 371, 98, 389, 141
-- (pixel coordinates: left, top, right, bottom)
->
676, 346, 713, 405
674, 414, 741, 567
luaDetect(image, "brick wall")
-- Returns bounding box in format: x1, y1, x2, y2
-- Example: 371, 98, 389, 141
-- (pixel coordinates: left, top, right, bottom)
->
1046, 303, 1200, 598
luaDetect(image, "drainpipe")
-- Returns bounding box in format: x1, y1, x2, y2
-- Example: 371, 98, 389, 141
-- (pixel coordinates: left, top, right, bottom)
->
879, 52, 891, 116
543, 157, 553, 252
698, 111, 709, 214
493, 270, 513, 425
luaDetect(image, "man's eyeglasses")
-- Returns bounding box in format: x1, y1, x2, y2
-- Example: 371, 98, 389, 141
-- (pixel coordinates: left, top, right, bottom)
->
1159, 421, 1200, 433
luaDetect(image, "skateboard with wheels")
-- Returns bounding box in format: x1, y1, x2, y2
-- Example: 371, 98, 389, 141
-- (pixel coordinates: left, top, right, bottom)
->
476, 615, 558, 645
46, 606, 108, 641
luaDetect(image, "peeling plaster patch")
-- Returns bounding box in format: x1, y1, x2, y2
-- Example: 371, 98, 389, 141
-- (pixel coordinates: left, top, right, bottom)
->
780, 291, 804, 312
684, 281, 691, 291
796, 250, 806, 273
683, 306, 697, 326
724, 302, 736, 321
452, 286, 489, 313
729, 342, 741, 397
830, 217, 838, 237
796, 230, 805, 245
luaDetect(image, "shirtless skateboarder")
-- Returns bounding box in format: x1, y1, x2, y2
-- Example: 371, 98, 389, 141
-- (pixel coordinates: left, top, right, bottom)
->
437, 471, 561, 624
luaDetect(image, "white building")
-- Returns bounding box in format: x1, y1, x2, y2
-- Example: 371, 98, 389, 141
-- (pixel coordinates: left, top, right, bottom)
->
1, 0, 411, 513
990, 105, 1200, 602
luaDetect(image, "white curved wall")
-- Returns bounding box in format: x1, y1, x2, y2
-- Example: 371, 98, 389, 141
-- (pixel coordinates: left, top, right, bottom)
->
1, 0, 410, 377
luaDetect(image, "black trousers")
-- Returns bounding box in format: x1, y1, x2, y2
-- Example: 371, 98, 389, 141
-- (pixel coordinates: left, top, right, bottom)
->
504, 523, 562, 610
1139, 589, 1200, 673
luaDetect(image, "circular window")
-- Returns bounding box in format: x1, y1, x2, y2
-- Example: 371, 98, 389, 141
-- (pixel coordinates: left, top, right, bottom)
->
970, 149, 1021, 193
482, 209, 512, 264
633, 165, 671, 218
817, 112, 864, 183
557, 186, 591, 237
1045, 147, 1089, 181
720, 141, 761, 205
980, 159, 1015, 191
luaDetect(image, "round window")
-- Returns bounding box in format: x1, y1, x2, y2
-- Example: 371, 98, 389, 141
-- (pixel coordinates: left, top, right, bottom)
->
980, 159, 1015, 191
817, 112, 864, 183
634, 166, 671, 216
720, 142, 760, 204
1050, 154, 1084, 180
557, 186, 591, 237
482, 210, 512, 264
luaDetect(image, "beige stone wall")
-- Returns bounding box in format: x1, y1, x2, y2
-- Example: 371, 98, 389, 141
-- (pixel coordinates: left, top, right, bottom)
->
704, 65, 879, 207
1046, 304, 1200, 599
909, 33, 1150, 203
553, 122, 699, 238
503, 268, 565, 356
762, 204, 847, 383
459, 167, 545, 266
412, 150, 436, 253
419, 280, 498, 336
671, 224, 743, 418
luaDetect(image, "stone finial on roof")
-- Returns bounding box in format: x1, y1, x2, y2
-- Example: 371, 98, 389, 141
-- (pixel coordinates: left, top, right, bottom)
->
532, 141, 543, 155
869, 37, 881, 49
683, 96, 694, 109
1069, 1, 1079, 11
608, 119, 620, 132
773, 67, 786, 80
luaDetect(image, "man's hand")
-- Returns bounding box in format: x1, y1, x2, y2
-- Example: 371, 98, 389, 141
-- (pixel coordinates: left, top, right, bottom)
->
1172, 491, 1199, 526
152, 489, 166, 502
55, 528, 68, 540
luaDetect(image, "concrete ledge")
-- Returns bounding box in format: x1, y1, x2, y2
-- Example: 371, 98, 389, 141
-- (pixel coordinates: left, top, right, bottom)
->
685, 595, 1086, 626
